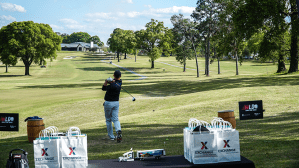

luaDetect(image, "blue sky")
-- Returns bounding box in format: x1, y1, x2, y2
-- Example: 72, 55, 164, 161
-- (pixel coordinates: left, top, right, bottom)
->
0, 0, 197, 46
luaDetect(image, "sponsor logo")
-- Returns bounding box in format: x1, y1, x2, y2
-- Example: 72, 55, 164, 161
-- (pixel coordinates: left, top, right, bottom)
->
201, 142, 208, 150
63, 157, 82, 160
42, 148, 48, 156
223, 140, 230, 148
35, 157, 55, 161
218, 149, 236, 152
242, 104, 258, 112
242, 114, 250, 117
0, 117, 14, 123
69, 147, 76, 155
254, 113, 261, 116
195, 151, 214, 154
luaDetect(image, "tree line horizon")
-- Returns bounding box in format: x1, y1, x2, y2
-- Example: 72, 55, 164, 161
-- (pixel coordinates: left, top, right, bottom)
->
1, 0, 299, 76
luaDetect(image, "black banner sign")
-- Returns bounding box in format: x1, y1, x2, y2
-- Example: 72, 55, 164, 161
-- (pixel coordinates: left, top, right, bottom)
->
0, 113, 19, 131
239, 100, 264, 120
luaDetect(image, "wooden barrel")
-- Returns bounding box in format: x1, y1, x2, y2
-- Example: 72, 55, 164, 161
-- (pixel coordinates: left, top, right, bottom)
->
218, 110, 236, 129
27, 119, 45, 142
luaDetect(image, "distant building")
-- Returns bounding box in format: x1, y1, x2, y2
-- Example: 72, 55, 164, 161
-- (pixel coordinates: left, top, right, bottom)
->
61, 42, 101, 52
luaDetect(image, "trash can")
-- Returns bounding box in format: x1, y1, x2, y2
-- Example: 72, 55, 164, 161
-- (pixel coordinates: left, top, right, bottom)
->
25, 116, 45, 142
218, 110, 236, 129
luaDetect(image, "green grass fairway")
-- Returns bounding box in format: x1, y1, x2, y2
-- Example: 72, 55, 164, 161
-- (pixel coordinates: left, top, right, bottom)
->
0, 51, 299, 167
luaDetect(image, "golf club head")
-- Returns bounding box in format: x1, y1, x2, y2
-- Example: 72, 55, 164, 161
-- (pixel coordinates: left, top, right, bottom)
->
132, 97, 136, 101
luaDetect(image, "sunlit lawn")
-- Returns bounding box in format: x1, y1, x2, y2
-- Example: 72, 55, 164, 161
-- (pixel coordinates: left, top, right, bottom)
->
0, 51, 298, 167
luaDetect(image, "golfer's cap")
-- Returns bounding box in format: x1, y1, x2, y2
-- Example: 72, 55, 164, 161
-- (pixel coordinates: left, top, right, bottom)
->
114, 70, 121, 78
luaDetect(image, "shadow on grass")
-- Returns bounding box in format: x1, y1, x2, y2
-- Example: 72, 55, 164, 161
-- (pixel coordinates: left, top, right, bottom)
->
17, 75, 299, 96
0, 75, 24, 77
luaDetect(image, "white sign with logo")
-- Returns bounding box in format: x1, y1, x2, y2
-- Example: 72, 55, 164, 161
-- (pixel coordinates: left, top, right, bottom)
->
33, 138, 60, 168
191, 132, 218, 164
60, 128, 88, 168
216, 130, 240, 162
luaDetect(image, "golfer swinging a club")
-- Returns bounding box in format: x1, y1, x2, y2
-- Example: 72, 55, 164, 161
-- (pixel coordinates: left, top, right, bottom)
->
102, 70, 122, 142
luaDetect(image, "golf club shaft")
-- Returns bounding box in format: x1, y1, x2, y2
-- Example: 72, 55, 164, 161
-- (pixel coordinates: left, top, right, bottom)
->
115, 82, 134, 98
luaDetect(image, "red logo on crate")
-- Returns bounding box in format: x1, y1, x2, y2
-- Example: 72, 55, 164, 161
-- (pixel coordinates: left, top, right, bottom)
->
1, 117, 5, 122
223, 140, 230, 148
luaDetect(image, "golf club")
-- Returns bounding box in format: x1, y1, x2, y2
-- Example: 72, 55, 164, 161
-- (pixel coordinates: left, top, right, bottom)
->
114, 82, 136, 101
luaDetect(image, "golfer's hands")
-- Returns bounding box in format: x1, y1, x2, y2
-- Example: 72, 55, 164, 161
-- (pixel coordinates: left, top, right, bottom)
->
104, 80, 108, 86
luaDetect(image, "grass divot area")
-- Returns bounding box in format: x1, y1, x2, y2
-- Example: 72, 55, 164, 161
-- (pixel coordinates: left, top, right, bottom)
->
0, 51, 298, 167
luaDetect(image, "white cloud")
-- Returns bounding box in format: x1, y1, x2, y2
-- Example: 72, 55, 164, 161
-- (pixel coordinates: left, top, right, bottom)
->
127, 11, 140, 18
144, 5, 152, 8
86, 12, 117, 20
0, 15, 16, 21
59, 18, 87, 31
50, 24, 64, 31
85, 6, 195, 20
150, 6, 195, 14
0, 3, 26, 12
60, 18, 79, 24
122, 0, 133, 4
0, 15, 16, 28
84, 18, 105, 23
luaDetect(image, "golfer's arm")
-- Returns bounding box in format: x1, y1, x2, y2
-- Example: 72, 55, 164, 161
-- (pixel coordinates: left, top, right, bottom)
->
102, 81, 108, 91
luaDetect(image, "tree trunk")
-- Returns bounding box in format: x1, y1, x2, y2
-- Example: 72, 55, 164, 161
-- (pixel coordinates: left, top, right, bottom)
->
205, 42, 207, 75
135, 49, 137, 62
289, 2, 299, 73
151, 60, 154, 68
25, 63, 30, 75
236, 52, 239, 75
235, 40, 239, 75
206, 37, 210, 76
117, 52, 120, 62
218, 57, 220, 74
191, 38, 199, 77
124, 53, 127, 59
277, 53, 286, 73
5, 64, 8, 73
183, 46, 186, 72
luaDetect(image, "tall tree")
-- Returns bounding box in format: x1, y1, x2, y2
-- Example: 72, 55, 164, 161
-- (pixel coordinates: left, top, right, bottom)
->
137, 19, 168, 68
259, 27, 290, 72
234, 0, 299, 73
0, 21, 62, 75
192, 0, 224, 76
123, 30, 136, 59
214, 0, 244, 75
107, 28, 126, 62
160, 28, 175, 57
171, 14, 196, 73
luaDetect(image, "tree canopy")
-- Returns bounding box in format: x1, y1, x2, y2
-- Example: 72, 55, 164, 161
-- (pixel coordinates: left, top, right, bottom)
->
62, 32, 103, 46
171, 14, 196, 72
233, 0, 299, 73
136, 19, 170, 68
107, 28, 126, 62
0, 21, 62, 75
